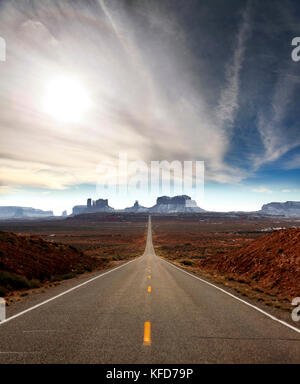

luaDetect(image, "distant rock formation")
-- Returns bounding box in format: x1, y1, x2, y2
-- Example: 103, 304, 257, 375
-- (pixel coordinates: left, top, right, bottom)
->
0, 206, 53, 219
149, 195, 205, 213
72, 198, 114, 215
260, 201, 300, 217
72, 195, 204, 215
124, 200, 149, 213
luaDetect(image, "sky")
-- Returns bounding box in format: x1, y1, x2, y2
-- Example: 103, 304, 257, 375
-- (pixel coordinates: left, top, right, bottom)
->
0, 0, 300, 215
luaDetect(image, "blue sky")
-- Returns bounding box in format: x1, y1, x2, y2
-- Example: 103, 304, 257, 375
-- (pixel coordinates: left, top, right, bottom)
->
0, 0, 300, 214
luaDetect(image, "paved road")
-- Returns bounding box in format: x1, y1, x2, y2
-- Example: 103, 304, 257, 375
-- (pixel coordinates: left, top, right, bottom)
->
0, 216, 299, 363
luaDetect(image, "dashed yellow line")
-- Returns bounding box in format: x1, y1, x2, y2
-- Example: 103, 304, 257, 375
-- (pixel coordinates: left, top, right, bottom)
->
143, 321, 151, 346
147, 286, 151, 293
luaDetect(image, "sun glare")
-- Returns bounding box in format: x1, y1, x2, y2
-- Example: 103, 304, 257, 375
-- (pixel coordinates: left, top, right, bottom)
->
43, 76, 91, 123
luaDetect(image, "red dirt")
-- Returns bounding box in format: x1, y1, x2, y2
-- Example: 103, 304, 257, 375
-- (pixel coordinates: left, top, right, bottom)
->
0, 231, 98, 281
197, 228, 300, 298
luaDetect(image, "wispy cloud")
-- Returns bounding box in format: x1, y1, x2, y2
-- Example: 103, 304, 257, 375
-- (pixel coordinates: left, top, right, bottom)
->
255, 69, 300, 168
282, 153, 300, 170
253, 2, 300, 170
252, 186, 273, 194
0, 185, 11, 194
207, 1, 252, 183
216, 2, 251, 126
0, 0, 253, 191
0, 0, 298, 200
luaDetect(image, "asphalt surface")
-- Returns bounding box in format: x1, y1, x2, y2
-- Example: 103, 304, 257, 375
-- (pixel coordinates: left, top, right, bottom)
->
0, 216, 299, 363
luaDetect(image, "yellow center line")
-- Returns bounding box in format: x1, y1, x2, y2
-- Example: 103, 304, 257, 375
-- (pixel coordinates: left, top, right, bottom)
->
143, 321, 151, 346
147, 286, 151, 293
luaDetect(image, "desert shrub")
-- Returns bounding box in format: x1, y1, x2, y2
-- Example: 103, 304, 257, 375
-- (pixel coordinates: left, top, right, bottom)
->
0, 271, 31, 289
28, 279, 41, 288
254, 287, 264, 293
0, 286, 7, 296
191, 254, 204, 259
61, 273, 76, 280
181, 260, 193, 266
50, 273, 76, 282
0, 232, 6, 240
7, 237, 16, 245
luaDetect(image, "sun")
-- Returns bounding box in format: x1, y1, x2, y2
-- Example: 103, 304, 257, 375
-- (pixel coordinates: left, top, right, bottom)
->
43, 76, 91, 123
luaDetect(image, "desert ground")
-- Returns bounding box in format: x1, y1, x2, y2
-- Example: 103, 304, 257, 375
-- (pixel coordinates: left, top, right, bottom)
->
0, 214, 299, 364
0, 212, 299, 313
151, 213, 300, 311
0, 213, 147, 303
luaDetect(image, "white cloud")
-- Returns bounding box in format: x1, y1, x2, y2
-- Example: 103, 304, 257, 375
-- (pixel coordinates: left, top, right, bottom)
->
216, 3, 251, 126
0, 185, 12, 194
255, 72, 300, 169
282, 154, 300, 170
0, 1, 251, 191
252, 186, 273, 194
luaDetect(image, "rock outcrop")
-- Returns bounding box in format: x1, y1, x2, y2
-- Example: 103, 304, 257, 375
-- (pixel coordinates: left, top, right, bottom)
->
124, 201, 149, 213
260, 201, 300, 217
72, 195, 204, 215
150, 195, 205, 213
0, 206, 53, 219
72, 198, 114, 215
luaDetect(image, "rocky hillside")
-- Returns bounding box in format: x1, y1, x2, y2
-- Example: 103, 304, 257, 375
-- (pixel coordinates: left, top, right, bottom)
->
260, 201, 300, 217
0, 206, 53, 219
0, 231, 98, 295
197, 228, 300, 298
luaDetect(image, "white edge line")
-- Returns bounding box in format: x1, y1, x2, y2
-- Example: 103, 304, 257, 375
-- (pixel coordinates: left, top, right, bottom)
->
0, 256, 143, 326
159, 257, 300, 335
